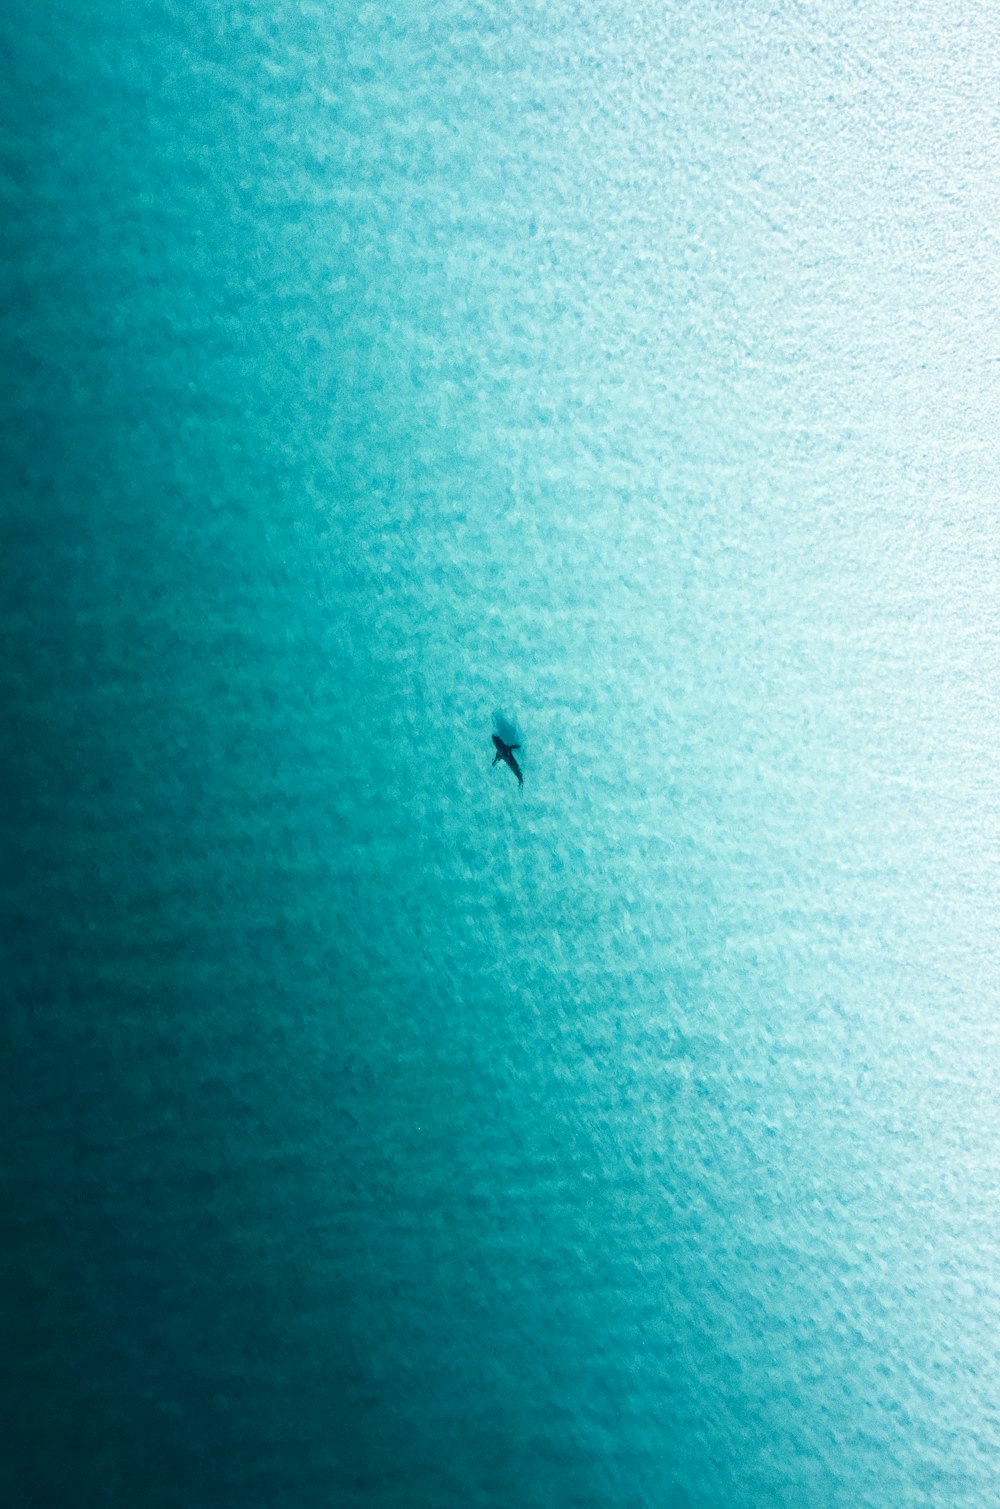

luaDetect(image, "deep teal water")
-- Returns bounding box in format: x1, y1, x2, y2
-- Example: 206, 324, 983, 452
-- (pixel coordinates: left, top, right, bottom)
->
3, 2, 999, 1504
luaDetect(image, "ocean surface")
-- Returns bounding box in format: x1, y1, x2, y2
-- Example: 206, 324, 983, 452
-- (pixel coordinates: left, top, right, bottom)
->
3, 1, 999, 1504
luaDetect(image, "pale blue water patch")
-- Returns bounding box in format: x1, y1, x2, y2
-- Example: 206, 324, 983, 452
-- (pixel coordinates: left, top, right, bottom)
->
3, 0, 999, 1505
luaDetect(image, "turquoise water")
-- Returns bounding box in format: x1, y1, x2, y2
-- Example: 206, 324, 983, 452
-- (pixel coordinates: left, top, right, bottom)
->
4, 1, 999, 1504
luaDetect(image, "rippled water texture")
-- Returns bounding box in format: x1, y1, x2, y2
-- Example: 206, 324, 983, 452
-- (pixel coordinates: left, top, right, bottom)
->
3, 1, 999, 1504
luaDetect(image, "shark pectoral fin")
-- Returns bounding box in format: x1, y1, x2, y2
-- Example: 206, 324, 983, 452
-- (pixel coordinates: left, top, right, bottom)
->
510, 744, 521, 750
492, 754, 499, 765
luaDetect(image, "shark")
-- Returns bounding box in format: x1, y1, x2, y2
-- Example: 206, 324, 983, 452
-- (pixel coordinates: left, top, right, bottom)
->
491, 734, 523, 789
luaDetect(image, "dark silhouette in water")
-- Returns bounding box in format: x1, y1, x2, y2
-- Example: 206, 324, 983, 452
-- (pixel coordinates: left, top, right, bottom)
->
492, 735, 523, 788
